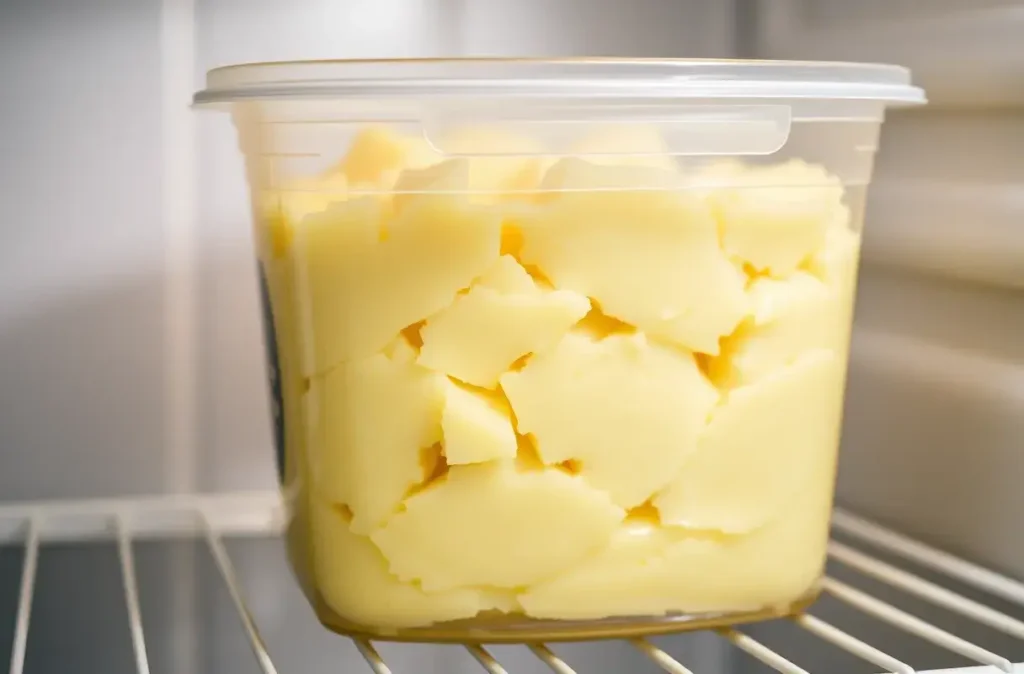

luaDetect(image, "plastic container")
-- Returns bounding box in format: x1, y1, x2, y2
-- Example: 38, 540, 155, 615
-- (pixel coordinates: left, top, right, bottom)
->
194, 59, 924, 642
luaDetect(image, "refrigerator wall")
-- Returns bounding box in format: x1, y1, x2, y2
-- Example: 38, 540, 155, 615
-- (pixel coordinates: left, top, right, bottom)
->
0, 0, 170, 500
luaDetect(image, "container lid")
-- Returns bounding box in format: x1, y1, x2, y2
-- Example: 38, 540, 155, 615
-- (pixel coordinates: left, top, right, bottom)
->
194, 58, 925, 106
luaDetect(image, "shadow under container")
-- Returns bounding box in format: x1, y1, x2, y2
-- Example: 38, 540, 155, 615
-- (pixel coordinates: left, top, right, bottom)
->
194, 59, 925, 642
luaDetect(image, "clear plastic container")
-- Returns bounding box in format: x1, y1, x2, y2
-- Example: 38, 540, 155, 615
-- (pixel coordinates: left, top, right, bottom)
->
194, 59, 925, 642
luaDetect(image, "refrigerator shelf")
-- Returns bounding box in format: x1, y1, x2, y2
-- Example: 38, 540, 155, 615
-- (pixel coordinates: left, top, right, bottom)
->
1, 492, 1022, 674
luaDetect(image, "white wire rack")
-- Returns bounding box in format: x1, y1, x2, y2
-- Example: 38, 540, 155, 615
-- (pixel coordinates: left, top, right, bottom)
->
1, 492, 1022, 674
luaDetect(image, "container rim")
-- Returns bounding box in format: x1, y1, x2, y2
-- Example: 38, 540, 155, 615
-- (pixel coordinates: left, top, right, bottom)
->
193, 57, 926, 106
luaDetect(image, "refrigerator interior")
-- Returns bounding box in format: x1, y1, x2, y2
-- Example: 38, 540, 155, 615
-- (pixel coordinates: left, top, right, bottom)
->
0, 1, 1021, 673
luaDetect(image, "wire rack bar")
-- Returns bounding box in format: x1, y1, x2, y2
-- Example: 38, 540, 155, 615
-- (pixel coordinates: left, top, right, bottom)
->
823, 577, 1013, 672
200, 511, 280, 674
528, 644, 579, 674
353, 639, 392, 674
7, 517, 39, 674
791, 613, 913, 674
832, 511, 1024, 608
631, 638, 695, 674
830, 540, 1024, 640
116, 515, 152, 674
0, 493, 1021, 674
717, 628, 811, 674
466, 644, 509, 674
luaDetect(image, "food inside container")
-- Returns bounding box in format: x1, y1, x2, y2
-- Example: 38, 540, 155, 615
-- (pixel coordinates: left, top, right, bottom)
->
194, 59, 924, 641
